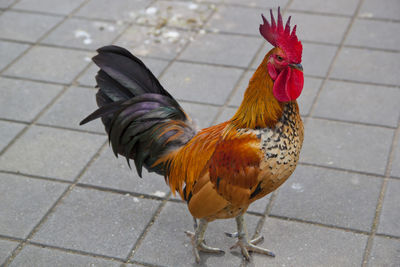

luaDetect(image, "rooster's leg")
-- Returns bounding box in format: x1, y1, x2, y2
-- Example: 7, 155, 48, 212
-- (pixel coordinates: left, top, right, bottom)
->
229, 214, 275, 260
185, 218, 224, 263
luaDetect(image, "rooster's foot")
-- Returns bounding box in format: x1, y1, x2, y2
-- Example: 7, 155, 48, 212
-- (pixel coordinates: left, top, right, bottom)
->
230, 214, 275, 261
185, 219, 224, 263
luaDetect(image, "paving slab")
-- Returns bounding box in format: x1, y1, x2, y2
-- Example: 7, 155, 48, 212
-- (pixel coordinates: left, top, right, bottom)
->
0, 239, 19, 265
180, 101, 220, 128
215, 106, 236, 124
391, 140, 400, 178
160, 61, 243, 105
271, 165, 382, 232
359, 0, 400, 20
206, 5, 266, 36
290, 0, 359, 16
0, 0, 15, 8
345, 19, 400, 51
179, 32, 262, 68
251, 217, 367, 266
0, 40, 29, 72
0, 173, 67, 239
331, 47, 400, 86
79, 148, 170, 198
10, 245, 121, 267
32, 187, 161, 259
42, 17, 127, 50
0, 125, 106, 181
223, 0, 288, 9
4, 46, 93, 84
38, 86, 104, 133
0, 120, 25, 152
300, 118, 394, 175
133, 201, 259, 266
12, 0, 85, 15
368, 236, 400, 267
0, 10, 62, 42
291, 12, 350, 45
313, 80, 400, 127
134, 0, 213, 30
0, 77, 62, 122
302, 43, 338, 77
247, 193, 271, 214
115, 25, 194, 60
75, 0, 151, 22
377, 178, 400, 238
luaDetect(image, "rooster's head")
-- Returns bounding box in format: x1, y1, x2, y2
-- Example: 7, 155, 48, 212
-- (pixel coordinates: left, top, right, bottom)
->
260, 7, 303, 102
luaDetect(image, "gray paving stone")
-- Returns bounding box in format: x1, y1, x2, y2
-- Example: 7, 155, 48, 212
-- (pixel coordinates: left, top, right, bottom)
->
302, 43, 337, 77
133, 201, 259, 265
247, 194, 271, 214
250, 43, 274, 70
180, 101, 220, 128
115, 25, 194, 60
0, 173, 67, 238
0, 125, 106, 181
0, 239, 19, 265
42, 18, 126, 50
215, 107, 236, 124
179, 32, 262, 68
0, 10, 62, 42
79, 148, 170, 198
38, 86, 103, 133
0, 77, 62, 122
314, 80, 400, 127
135, 0, 213, 30
223, 0, 289, 8
290, 0, 359, 15
359, 0, 400, 20
32, 187, 160, 259
0, 41, 29, 71
12, 0, 85, 15
378, 178, 400, 237
228, 70, 253, 107
0, 0, 15, 8
0, 121, 25, 152
252, 217, 367, 266
160, 61, 243, 105
331, 47, 400, 86
368, 236, 400, 267
391, 141, 400, 178
346, 19, 400, 51
291, 12, 350, 45
5, 46, 92, 84
75, 0, 151, 21
206, 5, 265, 36
300, 118, 394, 175
271, 165, 382, 232
10, 245, 121, 267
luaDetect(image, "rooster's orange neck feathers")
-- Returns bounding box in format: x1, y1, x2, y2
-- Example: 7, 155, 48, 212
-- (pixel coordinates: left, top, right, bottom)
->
229, 49, 284, 131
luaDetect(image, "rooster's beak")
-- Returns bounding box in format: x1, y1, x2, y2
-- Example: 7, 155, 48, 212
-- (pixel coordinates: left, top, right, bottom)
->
289, 63, 303, 71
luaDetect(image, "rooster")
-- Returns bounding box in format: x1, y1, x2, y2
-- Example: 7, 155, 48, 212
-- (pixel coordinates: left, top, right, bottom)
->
81, 7, 304, 262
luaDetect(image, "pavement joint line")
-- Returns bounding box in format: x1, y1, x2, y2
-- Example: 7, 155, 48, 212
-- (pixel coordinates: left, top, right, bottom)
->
126, 195, 171, 262
268, 214, 372, 237
361, 115, 400, 266
0, 170, 73, 185
307, 116, 398, 130
0, 117, 28, 125
34, 122, 107, 136
5, 7, 65, 18
374, 232, 400, 241
0, 235, 24, 243
25, 240, 127, 263
0, 74, 70, 87
2, 138, 108, 266
305, 0, 365, 124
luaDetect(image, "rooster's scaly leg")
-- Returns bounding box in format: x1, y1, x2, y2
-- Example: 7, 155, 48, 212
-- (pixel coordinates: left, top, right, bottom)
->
185, 218, 224, 263
229, 214, 275, 260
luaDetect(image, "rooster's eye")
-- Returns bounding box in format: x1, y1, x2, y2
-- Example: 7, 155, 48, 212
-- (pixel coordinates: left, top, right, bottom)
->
276, 55, 283, 61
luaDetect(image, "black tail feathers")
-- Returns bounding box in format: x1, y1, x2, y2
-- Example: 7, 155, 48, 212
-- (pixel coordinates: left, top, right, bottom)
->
80, 45, 196, 177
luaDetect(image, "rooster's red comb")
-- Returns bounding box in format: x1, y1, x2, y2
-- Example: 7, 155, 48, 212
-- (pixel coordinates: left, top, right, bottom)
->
259, 7, 302, 63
